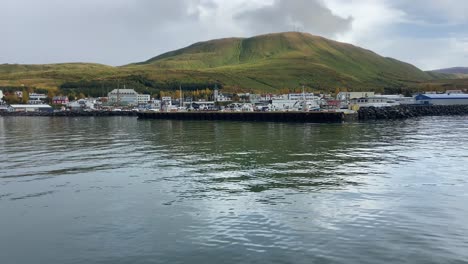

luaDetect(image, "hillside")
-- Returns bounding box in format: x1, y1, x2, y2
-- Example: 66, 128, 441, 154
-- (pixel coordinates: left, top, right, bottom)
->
430, 67, 468, 79
0, 32, 449, 95
431, 67, 468, 75
136, 32, 434, 90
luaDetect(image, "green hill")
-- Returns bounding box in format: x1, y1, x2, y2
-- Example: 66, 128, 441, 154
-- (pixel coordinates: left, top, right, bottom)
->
0, 32, 451, 95
136, 32, 434, 90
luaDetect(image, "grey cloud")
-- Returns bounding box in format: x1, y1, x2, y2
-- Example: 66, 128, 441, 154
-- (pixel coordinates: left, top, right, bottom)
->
234, 0, 352, 37
0, 0, 203, 65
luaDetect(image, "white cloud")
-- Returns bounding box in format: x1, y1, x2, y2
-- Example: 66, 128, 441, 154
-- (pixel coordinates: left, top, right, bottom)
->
324, 0, 468, 70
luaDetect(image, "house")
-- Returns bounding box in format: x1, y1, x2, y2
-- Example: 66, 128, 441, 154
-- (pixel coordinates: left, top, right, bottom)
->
10, 104, 53, 112
415, 93, 468, 105
52, 96, 69, 105
0, 90, 3, 101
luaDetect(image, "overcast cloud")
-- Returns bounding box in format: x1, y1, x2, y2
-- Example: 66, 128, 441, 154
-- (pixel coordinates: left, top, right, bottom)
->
0, 0, 466, 70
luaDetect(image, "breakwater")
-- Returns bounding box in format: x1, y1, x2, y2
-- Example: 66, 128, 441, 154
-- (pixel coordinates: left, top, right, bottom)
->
0, 111, 137, 117
137, 111, 357, 123
358, 105, 468, 120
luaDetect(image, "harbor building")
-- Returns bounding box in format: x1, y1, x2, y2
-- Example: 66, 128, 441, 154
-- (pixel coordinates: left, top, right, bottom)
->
415, 93, 468, 105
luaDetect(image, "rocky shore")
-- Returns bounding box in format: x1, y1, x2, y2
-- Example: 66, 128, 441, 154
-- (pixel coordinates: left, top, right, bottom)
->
358, 105, 468, 120
0, 111, 137, 117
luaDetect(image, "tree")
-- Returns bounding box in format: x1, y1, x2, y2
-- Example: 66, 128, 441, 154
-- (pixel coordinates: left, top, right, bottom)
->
22, 90, 29, 104
4, 93, 21, 104
48, 90, 56, 100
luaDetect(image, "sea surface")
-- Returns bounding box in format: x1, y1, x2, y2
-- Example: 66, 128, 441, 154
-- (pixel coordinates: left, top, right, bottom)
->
1, 116, 467, 264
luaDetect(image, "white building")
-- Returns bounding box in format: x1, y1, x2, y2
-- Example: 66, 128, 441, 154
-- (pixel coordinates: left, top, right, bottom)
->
337, 92, 375, 101
349, 97, 398, 108
28, 93, 47, 104
10, 104, 53, 112
67, 99, 96, 111
271, 99, 299, 110
137, 94, 150, 104
288, 93, 318, 101
0, 90, 3, 101
108, 89, 138, 105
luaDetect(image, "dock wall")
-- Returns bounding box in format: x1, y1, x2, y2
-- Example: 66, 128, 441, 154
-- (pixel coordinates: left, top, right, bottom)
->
137, 111, 355, 123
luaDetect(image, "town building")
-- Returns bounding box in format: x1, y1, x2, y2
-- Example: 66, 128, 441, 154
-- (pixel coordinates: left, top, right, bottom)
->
52, 96, 69, 105
0, 90, 3, 101
67, 99, 97, 111
415, 93, 468, 105
288, 93, 318, 101
28, 93, 47, 104
10, 104, 53, 112
137, 94, 151, 104
108, 89, 138, 105
337, 92, 375, 101
349, 97, 398, 107
107, 89, 150, 106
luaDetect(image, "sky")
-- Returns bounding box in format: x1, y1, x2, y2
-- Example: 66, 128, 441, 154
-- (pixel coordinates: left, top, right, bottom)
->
1, 0, 467, 70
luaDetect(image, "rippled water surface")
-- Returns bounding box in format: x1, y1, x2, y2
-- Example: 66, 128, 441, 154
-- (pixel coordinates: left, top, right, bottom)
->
1, 116, 468, 264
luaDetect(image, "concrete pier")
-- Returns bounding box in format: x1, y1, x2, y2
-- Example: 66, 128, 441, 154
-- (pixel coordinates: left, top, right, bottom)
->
137, 111, 357, 123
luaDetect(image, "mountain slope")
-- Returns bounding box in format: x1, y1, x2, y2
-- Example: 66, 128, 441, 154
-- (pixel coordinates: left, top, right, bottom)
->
431, 67, 468, 75
430, 67, 468, 79
1, 32, 440, 93
133, 32, 434, 90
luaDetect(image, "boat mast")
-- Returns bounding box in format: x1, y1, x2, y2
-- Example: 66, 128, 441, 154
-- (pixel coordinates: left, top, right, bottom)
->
117, 80, 120, 107
302, 84, 307, 111
179, 84, 183, 108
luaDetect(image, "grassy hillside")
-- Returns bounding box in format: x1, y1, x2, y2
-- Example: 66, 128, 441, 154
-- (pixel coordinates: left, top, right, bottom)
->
429, 67, 468, 79
0, 32, 456, 96
137, 32, 434, 91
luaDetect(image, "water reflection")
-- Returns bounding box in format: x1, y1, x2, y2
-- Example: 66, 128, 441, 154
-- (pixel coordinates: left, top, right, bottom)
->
0, 116, 467, 264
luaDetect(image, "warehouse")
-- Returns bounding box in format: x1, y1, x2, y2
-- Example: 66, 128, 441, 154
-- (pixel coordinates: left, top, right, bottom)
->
10, 104, 53, 112
415, 94, 468, 105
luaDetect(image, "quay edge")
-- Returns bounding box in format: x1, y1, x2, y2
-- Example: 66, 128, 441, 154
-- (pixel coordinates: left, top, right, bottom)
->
137, 111, 356, 123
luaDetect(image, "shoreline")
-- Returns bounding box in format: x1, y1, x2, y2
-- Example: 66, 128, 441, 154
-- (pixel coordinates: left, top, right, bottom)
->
0, 111, 137, 117
1, 105, 468, 122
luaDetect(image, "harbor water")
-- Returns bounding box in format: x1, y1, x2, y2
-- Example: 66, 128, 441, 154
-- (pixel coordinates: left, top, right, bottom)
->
1, 116, 467, 264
